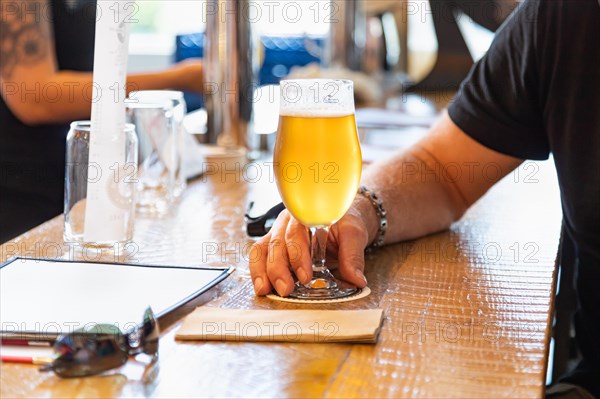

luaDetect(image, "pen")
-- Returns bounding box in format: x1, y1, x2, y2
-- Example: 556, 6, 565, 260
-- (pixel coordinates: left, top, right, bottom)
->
0, 355, 53, 365
0, 340, 52, 347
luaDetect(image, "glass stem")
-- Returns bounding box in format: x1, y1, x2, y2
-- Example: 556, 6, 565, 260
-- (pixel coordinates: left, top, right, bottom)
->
309, 226, 329, 273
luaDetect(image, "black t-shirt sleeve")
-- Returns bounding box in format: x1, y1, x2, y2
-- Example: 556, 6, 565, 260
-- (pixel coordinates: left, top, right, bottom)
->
448, 0, 549, 160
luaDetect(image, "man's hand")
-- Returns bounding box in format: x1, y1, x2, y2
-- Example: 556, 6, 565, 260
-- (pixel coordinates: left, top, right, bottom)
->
249, 205, 372, 297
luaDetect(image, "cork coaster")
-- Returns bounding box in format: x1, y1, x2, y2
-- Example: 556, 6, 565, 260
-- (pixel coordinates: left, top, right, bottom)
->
266, 287, 371, 304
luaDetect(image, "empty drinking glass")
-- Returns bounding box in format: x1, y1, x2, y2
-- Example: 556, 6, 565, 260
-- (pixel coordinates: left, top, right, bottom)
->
126, 90, 186, 215
64, 121, 138, 248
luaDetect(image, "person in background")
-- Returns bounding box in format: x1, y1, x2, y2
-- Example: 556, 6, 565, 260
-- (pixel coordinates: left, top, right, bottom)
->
0, 0, 203, 243
250, 0, 599, 397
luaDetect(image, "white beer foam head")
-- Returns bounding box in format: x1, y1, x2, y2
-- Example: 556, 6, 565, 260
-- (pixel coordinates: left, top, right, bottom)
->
279, 79, 355, 117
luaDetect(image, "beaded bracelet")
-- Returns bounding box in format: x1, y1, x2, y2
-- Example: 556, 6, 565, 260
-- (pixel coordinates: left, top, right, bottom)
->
357, 186, 387, 253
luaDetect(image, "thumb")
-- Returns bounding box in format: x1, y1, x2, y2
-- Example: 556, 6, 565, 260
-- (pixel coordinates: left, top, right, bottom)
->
336, 224, 369, 288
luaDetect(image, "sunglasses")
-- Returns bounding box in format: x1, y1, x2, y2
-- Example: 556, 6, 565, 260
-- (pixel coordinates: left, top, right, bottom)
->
246, 202, 285, 237
40, 307, 159, 378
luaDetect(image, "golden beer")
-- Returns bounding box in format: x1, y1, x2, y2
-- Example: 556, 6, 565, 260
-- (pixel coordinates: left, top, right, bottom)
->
274, 78, 360, 299
274, 114, 362, 227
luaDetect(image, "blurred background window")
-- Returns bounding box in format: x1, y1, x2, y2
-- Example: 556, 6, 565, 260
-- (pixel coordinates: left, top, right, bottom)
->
128, 1, 497, 84
128, 1, 206, 72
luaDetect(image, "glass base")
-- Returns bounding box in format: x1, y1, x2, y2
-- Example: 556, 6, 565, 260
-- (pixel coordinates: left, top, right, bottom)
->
62, 233, 134, 259
288, 269, 358, 300
136, 200, 171, 217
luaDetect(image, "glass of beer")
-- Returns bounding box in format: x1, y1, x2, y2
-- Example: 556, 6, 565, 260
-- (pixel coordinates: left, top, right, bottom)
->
274, 79, 362, 299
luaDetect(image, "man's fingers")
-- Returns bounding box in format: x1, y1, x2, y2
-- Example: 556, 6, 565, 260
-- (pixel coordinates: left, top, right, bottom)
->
266, 211, 295, 297
337, 222, 369, 288
250, 209, 370, 297
249, 234, 272, 295
285, 217, 312, 284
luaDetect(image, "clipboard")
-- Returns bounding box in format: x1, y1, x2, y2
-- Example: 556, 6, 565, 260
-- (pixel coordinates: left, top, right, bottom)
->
0, 257, 234, 340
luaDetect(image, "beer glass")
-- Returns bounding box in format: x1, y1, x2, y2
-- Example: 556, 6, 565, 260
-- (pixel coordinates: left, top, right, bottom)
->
274, 79, 362, 299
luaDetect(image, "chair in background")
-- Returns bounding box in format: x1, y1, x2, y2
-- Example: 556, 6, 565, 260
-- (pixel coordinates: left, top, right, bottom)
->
175, 33, 325, 112
175, 33, 205, 112
409, 0, 517, 91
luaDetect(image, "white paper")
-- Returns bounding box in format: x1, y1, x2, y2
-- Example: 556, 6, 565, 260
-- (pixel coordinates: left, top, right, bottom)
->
0, 259, 231, 334
84, 3, 132, 242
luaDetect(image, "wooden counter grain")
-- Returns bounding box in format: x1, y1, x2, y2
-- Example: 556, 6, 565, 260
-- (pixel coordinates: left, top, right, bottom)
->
0, 155, 562, 398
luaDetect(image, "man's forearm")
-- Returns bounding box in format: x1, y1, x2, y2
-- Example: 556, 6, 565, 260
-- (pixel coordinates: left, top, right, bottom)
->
357, 147, 469, 246
355, 113, 523, 247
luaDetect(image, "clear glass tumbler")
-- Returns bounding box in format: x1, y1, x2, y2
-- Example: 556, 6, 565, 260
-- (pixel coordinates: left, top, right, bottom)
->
64, 121, 138, 248
127, 90, 187, 202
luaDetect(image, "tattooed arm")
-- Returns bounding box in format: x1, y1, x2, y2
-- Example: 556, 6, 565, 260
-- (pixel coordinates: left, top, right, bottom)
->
0, 0, 203, 126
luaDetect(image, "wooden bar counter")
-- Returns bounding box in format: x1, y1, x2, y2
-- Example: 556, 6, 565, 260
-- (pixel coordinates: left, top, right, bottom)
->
0, 150, 562, 398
